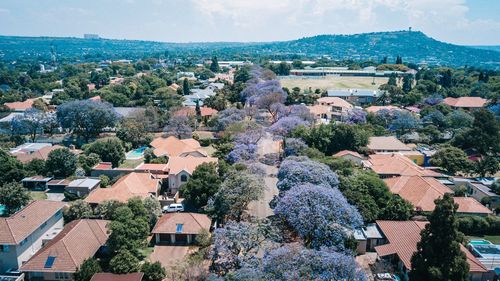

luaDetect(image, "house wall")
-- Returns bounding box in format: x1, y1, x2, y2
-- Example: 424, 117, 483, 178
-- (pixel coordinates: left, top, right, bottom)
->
26, 271, 73, 281
0, 210, 63, 273
168, 171, 191, 194
65, 183, 98, 197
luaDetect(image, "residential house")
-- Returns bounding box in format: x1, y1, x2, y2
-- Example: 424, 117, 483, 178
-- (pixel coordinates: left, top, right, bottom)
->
20, 219, 109, 281
354, 223, 384, 254
311, 97, 353, 122
84, 172, 160, 206
90, 273, 144, 281
365, 105, 402, 114
167, 156, 218, 193
10, 144, 76, 164
367, 136, 412, 153
65, 178, 101, 198
150, 136, 208, 158
443, 97, 488, 110
333, 150, 364, 165
3, 99, 35, 112
375, 220, 491, 281
134, 163, 169, 176
46, 179, 71, 193
384, 175, 491, 215
172, 106, 218, 123
152, 212, 211, 245
467, 182, 500, 209
0, 201, 65, 273
365, 154, 442, 178
327, 89, 382, 106
182, 88, 217, 107
90, 162, 133, 178
467, 240, 500, 273
21, 176, 52, 190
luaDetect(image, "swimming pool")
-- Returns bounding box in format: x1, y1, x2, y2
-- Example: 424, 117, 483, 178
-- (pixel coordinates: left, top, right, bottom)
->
126, 146, 148, 160
0, 205, 5, 216
469, 239, 492, 246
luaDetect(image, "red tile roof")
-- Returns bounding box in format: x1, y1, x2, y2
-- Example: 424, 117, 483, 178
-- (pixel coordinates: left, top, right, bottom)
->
365, 105, 401, 113
375, 220, 487, 273
367, 136, 411, 152
152, 212, 211, 235
443, 97, 488, 108
12, 145, 66, 164
93, 162, 113, 170
135, 163, 169, 172
0, 200, 65, 245
150, 136, 207, 158
4, 99, 34, 111
333, 150, 363, 159
167, 156, 218, 175
367, 154, 441, 177
173, 106, 218, 117
20, 219, 109, 273
84, 172, 159, 204
453, 197, 492, 215
316, 97, 353, 108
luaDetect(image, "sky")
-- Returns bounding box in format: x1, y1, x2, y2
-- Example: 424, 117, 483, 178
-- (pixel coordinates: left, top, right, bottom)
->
0, 0, 499, 45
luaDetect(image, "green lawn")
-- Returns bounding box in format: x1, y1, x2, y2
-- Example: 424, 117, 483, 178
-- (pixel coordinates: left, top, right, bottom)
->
30, 191, 48, 200
467, 235, 500, 244
140, 246, 155, 260
119, 159, 143, 169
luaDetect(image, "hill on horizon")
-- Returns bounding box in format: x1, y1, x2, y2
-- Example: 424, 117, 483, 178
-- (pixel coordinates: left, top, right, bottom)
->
0, 30, 499, 69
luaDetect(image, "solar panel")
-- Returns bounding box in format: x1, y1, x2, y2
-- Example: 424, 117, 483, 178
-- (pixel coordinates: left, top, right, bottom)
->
44, 256, 56, 268
176, 224, 183, 233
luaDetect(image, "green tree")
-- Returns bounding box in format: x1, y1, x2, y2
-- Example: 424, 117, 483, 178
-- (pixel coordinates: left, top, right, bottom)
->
143, 197, 162, 228
109, 250, 140, 274
180, 162, 221, 210
83, 137, 125, 167
141, 261, 166, 281
182, 78, 190, 96
388, 73, 397, 86
45, 148, 77, 178
0, 150, 26, 185
24, 159, 46, 176
74, 258, 102, 281
108, 205, 149, 257
470, 109, 500, 154
116, 119, 153, 148
94, 200, 124, 219
473, 155, 499, 178
430, 146, 471, 175
0, 182, 31, 216
63, 200, 93, 222
78, 153, 101, 176
410, 194, 469, 281
210, 56, 220, 73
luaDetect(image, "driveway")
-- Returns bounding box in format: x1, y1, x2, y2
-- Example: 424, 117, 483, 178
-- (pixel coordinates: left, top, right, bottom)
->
149, 245, 192, 268
46, 192, 65, 201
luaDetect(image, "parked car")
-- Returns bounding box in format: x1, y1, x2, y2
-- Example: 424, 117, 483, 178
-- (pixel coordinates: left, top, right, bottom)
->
163, 203, 184, 213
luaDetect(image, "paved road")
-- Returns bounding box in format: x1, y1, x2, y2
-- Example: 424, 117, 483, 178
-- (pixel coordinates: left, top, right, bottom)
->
247, 133, 280, 219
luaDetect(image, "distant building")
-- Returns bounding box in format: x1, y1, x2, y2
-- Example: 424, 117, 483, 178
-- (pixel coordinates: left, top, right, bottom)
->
367, 136, 412, 153
443, 97, 488, 109
83, 34, 99, 39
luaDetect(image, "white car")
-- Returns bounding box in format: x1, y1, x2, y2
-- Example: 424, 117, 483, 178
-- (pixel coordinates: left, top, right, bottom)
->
163, 203, 184, 213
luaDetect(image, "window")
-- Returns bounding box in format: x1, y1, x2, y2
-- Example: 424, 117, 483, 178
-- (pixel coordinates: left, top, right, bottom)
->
176, 224, 183, 233
20, 238, 28, 246
180, 174, 188, 182
55, 210, 62, 217
0, 245, 9, 252
40, 221, 47, 229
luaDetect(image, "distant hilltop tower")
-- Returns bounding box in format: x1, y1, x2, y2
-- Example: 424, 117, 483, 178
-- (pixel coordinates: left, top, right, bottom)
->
84, 34, 100, 39
409, 27, 412, 32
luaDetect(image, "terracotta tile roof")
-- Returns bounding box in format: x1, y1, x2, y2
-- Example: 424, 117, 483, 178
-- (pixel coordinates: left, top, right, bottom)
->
93, 162, 113, 170
365, 105, 401, 113
85, 172, 159, 204
12, 145, 66, 164
152, 212, 211, 235
4, 99, 34, 111
167, 156, 218, 175
375, 220, 487, 273
453, 197, 492, 215
173, 106, 218, 117
367, 154, 441, 177
367, 136, 411, 152
0, 200, 65, 245
150, 136, 207, 158
333, 150, 363, 159
169, 83, 180, 90
384, 176, 453, 212
135, 163, 169, 172
21, 219, 109, 273
88, 95, 101, 102
307, 105, 330, 116
316, 97, 353, 108
443, 97, 488, 108
91, 273, 144, 281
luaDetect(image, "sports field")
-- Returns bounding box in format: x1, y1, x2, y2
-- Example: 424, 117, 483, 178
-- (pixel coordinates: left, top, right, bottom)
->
279, 76, 388, 91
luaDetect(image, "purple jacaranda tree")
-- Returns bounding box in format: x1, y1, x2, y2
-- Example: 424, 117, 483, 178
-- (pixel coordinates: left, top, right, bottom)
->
424, 94, 443, 106
375, 109, 398, 128
227, 143, 258, 164
389, 111, 422, 135
268, 116, 309, 138
422, 110, 446, 128
234, 128, 264, 145
274, 184, 363, 250
11, 108, 53, 142
283, 138, 308, 157
277, 156, 339, 191
215, 108, 246, 131
343, 108, 367, 124
234, 244, 367, 281
163, 115, 193, 139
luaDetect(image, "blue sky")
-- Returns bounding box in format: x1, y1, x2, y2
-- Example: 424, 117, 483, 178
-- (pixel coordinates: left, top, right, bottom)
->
0, 0, 499, 45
